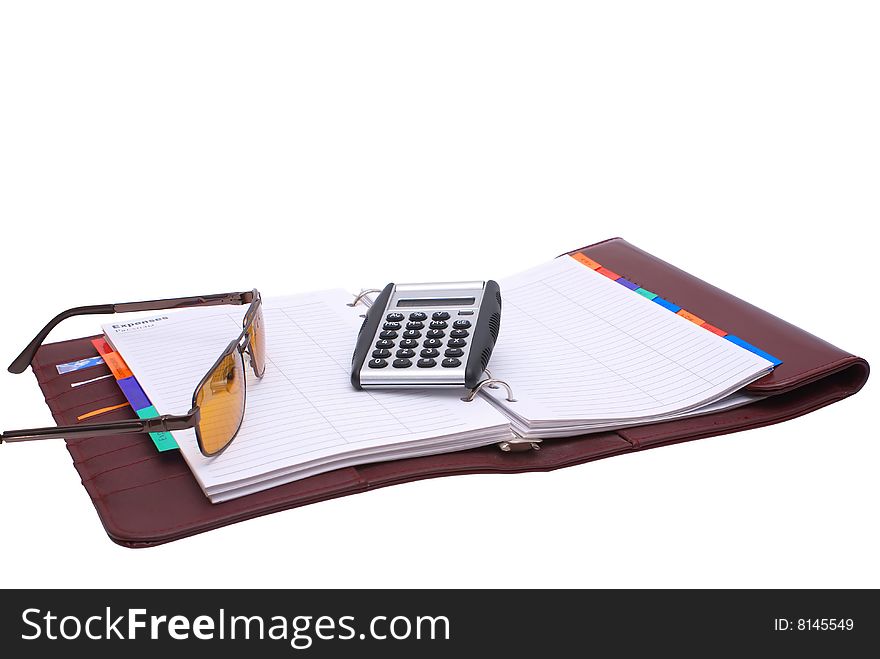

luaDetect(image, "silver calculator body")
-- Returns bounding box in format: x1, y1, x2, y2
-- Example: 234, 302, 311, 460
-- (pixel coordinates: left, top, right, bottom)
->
351, 281, 502, 390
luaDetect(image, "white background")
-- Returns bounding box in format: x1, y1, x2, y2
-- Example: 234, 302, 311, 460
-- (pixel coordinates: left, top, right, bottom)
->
0, 1, 876, 588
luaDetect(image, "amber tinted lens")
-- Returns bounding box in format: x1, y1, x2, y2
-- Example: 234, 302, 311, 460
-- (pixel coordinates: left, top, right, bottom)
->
194, 350, 245, 455
246, 303, 266, 377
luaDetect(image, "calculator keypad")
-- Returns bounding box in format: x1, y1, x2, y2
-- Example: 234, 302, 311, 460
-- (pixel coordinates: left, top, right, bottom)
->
369, 307, 474, 376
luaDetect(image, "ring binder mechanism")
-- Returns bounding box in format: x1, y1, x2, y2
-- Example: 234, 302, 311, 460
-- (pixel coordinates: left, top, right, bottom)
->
348, 289, 382, 308
482, 368, 500, 389
498, 437, 542, 452
461, 378, 516, 403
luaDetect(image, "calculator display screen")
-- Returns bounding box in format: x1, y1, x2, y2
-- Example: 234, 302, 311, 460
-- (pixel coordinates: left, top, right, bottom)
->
396, 297, 475, 308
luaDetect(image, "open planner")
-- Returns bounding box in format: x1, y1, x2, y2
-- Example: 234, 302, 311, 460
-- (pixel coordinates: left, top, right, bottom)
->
27, 238, 868, 545
101, 254, 777, 503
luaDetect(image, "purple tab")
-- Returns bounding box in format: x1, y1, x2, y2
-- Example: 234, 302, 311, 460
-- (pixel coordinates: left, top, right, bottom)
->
117, 376, 152, 411
616, 277, 639, 291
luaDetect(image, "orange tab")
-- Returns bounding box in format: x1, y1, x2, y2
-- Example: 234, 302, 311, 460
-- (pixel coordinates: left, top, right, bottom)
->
571, 253, 601, 270
103, 351, 133, 380
77, 402, 130, 421
677, 309, 705, 325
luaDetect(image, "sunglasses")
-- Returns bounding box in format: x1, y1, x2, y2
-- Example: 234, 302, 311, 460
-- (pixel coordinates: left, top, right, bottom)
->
0, 290, 265, 457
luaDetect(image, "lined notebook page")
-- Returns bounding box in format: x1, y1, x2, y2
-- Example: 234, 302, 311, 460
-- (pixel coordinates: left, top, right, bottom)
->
483, 257, 773, 425
103, 290, 509, 502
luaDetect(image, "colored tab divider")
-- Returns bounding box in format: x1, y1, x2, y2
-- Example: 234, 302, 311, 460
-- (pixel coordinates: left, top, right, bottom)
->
135, 406, 179, 452
89, 338, 179, 452
723, 335, 784, 367
567, 252, 782, 367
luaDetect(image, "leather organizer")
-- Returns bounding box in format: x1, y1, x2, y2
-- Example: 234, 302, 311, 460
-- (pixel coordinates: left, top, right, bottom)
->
27, 238, 870, 547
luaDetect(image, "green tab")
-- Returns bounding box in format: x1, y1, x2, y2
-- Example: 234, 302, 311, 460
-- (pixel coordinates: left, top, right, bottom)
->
136, 405, 180, 452
636, 287, 658, 300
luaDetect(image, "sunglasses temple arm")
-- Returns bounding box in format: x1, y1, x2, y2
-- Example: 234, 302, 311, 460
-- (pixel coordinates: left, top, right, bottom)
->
8, 291, 255, 374
0, 413, 198, 444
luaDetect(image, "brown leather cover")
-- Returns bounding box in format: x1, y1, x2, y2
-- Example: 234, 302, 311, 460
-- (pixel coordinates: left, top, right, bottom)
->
29, 238, 869, 547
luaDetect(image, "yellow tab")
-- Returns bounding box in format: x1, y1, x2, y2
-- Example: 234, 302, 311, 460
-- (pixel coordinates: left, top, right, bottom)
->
677, 309, 705, 325
571, 253, 601, 269
77, 402, 131, 421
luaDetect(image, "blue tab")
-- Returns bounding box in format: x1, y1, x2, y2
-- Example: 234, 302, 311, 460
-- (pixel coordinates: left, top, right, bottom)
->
616, 277, 639, 291
652, 296, 681, 313
117, 376, 151, 411
724, 334, 783, 367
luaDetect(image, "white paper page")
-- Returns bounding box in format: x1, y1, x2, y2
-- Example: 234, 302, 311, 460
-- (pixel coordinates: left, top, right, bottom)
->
103, 289, 510, 498
483, 256, 774, 424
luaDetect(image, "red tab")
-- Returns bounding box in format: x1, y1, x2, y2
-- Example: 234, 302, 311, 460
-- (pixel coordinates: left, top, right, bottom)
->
91, 337, 114, 356
596, 266, 621, 280
701, 323, 728, 337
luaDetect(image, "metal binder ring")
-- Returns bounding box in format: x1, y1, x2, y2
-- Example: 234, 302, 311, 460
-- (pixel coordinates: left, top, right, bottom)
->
461, 379, 516, 403
348, 289, 382, 307
482, 368, 499, 388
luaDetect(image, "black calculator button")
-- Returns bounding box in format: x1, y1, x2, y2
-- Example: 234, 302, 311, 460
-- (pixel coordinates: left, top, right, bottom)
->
409, 312, 427, 321
442, 358, 461, 368
375, 339, 394, 349
383, 322, 401, 331
402, 329, 421, 339
452, 320, 471, 329
417, 358, 437, 368
368, 358, 388, 368
429, 320, 448, 330
444, 348, 464, 358
426, 329, 445, 339
447, 338, 467, 348
386, 313, 404, 322
379, 330, 398, 340
372, 349, 391, 358
396, 348, 415, 358
420, 348, 440, 358
392, 358, 412, 368
399, 339, 418, 349
422, 338, 442, 349
450, 329, 469, 338
406, 321, 424, 330
432, 311, 450, 321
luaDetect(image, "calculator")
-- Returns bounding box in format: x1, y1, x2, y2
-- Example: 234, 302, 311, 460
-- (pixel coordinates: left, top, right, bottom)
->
351, 281, 502, 390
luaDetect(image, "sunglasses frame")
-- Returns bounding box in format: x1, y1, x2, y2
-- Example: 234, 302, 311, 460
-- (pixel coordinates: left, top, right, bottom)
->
1, 289, 264, 457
